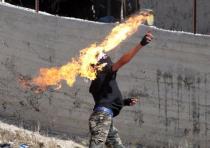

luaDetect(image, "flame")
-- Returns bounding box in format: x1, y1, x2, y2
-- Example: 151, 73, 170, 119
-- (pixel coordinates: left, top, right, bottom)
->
99, 15, 146, 52
32, 59, 80, 87
19, 11, 153, 92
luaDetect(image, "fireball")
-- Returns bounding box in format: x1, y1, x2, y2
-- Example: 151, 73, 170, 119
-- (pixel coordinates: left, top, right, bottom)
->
19, 10, 154, 92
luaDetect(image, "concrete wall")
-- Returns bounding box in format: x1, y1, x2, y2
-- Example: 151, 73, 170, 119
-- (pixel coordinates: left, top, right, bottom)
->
1, 3, 210, 147
140, 0, 210, 34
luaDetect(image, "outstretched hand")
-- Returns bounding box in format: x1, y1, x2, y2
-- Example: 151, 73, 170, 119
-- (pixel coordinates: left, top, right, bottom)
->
124, 98, 138, 106
140, 32, 153, 46
129, 98, 138, 106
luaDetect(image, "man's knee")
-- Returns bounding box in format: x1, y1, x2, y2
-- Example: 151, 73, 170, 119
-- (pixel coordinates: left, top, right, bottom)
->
105, 127, 125, 148
89, 138, 106, 148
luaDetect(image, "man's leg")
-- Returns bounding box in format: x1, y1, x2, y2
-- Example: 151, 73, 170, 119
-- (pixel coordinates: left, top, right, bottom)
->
105, 120, 125, 148
89, 111, 112, 148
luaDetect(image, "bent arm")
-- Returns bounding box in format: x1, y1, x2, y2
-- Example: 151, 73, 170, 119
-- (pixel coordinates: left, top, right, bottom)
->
112, 32, 153, 72
112, 43, 143, 71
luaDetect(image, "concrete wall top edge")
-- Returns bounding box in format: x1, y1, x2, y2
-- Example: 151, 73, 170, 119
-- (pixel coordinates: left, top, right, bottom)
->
0, 2, 114, 26
1, 2, 210, 39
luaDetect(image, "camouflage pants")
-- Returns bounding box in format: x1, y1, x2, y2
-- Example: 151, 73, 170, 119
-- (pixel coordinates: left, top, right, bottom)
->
89, 111, 125, 148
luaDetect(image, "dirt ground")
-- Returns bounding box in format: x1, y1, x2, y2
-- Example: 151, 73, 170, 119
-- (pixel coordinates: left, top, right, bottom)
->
0, 121, 87, 148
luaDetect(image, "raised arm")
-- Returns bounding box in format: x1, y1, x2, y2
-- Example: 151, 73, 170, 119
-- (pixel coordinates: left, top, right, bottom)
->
112, 32, 153, 72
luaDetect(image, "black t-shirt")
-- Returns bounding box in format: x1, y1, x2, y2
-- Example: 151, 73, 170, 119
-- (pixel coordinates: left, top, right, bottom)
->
89, 56, 123, 117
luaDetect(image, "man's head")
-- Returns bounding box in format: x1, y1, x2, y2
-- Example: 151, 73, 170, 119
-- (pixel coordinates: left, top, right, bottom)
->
96, 50, 108, 62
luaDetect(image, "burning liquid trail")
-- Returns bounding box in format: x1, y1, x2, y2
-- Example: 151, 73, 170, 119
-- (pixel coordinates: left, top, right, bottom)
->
19, 10, 154, 92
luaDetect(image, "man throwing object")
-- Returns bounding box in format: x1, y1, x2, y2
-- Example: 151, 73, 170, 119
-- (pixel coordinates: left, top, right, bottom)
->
89, 32, 153, 148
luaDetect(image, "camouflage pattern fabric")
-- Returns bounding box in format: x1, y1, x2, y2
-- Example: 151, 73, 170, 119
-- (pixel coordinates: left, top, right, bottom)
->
89, 111, 125, 148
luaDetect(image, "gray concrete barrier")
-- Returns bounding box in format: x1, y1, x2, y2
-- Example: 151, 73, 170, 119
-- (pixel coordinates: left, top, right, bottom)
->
0, 3, 210, 147
140, 0, 210, 34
